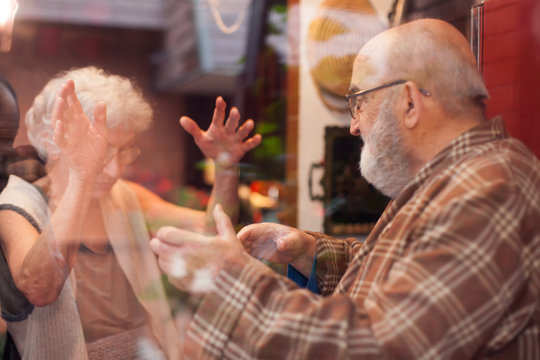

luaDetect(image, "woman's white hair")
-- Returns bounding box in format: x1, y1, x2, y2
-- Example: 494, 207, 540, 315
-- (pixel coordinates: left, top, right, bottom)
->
26, 66, 153, 162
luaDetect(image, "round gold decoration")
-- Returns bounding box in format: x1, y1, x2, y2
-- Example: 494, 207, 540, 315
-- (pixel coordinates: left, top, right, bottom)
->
306, 0, 387, 112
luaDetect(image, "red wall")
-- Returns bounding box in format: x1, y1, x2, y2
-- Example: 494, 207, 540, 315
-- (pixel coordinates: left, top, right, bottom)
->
483, 0, 540, 159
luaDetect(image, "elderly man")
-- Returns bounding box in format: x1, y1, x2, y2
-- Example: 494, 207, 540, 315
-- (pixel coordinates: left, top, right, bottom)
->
151, 19, 540, 359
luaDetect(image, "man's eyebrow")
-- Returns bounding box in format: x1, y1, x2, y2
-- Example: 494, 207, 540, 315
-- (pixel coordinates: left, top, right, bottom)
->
348, 86, 360, 93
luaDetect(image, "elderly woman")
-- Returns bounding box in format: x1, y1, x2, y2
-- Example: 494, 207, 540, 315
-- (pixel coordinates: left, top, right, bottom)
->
0, 67, 260, 359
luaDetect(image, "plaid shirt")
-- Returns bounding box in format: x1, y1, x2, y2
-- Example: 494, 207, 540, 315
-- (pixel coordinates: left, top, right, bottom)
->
185, 117, 540, 359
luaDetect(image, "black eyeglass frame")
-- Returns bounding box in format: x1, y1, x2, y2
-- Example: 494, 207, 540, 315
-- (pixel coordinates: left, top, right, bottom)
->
345, 80, 431, 118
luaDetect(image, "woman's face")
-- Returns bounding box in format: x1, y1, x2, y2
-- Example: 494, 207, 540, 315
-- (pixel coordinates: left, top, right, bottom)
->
91, 127, 138, 199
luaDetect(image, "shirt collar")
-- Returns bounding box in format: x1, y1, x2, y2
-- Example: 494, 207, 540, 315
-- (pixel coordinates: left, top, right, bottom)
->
391, 116, 508, 205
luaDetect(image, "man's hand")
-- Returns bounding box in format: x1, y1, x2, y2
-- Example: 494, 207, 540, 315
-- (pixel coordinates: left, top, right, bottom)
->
51, 79, 108, 181
180, 96, 261, 169
238, 223, 317, 278
150, 204, 244, 295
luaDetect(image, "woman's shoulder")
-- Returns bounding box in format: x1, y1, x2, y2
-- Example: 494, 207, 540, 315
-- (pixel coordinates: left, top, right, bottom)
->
0, 175, 49, 232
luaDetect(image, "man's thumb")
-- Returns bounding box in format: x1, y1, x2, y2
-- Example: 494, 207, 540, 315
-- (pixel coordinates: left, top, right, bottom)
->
213, 204, 236, 241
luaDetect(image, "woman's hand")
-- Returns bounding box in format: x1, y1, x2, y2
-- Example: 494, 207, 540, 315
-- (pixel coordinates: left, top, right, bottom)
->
51, 79, 108, 181
180, 96, 261, 169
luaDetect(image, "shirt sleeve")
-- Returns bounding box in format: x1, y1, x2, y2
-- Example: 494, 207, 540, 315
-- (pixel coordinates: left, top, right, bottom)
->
183, 252, 383, 359
286, 258, 319, 294
184, 179, 535, 359
304, 230, 364, 295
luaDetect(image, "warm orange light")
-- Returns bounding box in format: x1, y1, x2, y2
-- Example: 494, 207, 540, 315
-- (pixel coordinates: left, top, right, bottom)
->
0, 0, 19, 52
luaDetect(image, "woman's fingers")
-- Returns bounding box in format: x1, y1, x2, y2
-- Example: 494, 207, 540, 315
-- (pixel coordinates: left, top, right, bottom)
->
93, 101, 108, 139
224, 107, 240, 133
64, 80, 84, 116
50, 95, 65, 136
235, 119, 254, 140
211, 96, 227, 128
242, 134, 262, 152
179, 116, 199, 136
53, 118, 66, 149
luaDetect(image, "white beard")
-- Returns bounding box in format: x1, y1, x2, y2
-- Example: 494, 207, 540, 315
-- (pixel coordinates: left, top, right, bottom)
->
359, 97, 413, 198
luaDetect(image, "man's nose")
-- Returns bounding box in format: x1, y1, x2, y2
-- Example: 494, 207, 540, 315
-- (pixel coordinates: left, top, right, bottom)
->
350, 117, 361, 136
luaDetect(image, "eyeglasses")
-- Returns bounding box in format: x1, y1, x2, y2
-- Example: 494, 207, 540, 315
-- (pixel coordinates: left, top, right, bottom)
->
345, 80, 431, 119
103, 146, 141, 165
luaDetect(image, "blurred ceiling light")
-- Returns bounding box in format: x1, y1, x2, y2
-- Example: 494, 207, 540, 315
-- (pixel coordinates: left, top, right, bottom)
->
207, 0, 251, 34
0, 0, 18, 52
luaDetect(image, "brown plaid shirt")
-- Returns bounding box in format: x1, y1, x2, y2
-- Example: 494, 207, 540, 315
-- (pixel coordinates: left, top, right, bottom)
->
185, 117, 540, 359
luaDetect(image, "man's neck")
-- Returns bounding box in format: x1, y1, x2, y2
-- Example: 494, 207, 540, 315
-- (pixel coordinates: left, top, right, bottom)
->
409, 110, 484, 175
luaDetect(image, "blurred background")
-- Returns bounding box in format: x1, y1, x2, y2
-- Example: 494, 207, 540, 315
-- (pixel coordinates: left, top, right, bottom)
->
1, 0, 540, 353
2, 0, 539, 233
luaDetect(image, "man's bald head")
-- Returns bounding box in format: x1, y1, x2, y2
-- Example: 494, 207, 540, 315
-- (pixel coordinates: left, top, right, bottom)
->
351, 19, 488, 115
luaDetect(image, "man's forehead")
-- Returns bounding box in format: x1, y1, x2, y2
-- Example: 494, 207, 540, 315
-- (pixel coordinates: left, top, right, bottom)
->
350, 35, 392, 90
350, 56, 376, 89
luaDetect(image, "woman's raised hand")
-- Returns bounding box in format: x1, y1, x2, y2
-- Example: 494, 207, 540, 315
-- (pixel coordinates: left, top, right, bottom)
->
51, 79, 108, 181
180, 96, 261, 169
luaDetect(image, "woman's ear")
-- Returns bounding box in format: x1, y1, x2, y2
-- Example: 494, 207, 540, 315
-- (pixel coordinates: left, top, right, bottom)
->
402, 81, 423, 129
43, 139, 59, 163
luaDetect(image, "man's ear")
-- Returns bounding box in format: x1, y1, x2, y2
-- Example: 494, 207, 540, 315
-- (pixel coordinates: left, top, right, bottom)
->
402, 81, 423, 129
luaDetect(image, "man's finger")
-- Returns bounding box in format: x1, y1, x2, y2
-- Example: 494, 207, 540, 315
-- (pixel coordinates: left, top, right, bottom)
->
237, 223, 262, 244
277, 233, 300, 252
213, 204, 236, 240
155, 226, 208, 246
236, 225, 251, 241
149, 237, 163, 254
